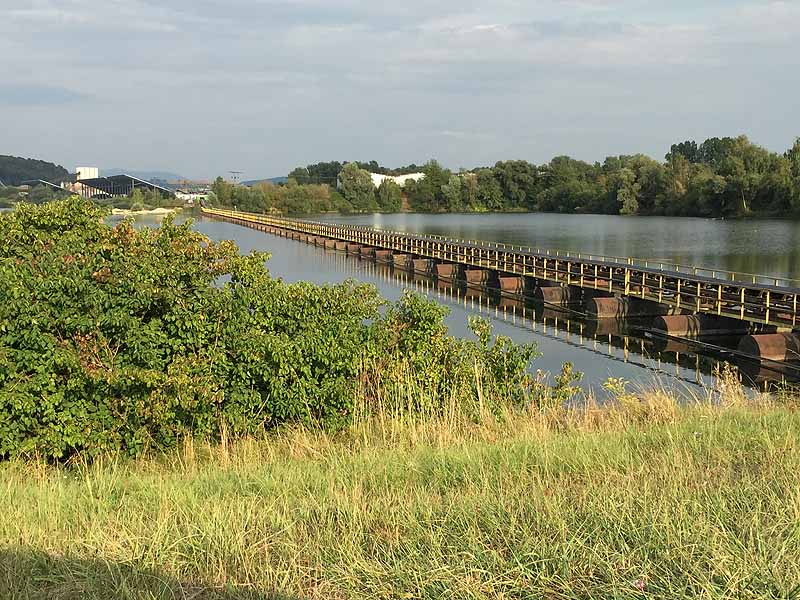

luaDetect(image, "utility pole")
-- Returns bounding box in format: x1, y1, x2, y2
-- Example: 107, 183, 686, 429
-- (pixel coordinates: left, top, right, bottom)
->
228, 170, 243, 185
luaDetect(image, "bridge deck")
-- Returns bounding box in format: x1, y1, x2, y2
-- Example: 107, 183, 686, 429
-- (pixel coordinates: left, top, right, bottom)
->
202, 208, 800, 329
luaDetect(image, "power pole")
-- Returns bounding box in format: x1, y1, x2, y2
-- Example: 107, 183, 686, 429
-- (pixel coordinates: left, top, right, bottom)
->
228, 170, 243, 185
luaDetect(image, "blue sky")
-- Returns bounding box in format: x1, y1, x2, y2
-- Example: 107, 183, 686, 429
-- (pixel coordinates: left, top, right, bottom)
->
1, 0, 798, 180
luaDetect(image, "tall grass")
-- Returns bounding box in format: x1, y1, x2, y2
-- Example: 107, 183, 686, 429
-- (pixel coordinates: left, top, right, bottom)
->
1, 370, 799, 599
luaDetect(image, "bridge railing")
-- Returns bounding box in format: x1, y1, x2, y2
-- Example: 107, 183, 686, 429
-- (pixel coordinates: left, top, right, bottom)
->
272, 213, 799, 291
201, 207, 800, 292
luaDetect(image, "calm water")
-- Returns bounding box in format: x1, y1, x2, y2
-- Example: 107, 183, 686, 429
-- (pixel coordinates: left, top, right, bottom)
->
127, 211, 800, 393
325, 213, 800, 282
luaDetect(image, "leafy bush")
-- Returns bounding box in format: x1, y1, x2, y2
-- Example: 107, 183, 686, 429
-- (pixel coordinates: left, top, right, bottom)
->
0, 198, 542, 459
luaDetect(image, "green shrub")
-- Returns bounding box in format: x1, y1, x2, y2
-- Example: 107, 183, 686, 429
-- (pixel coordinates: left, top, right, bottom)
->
0, 198, 541, 459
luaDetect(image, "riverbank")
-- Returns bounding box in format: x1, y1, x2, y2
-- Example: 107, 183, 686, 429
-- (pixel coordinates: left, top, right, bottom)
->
2, 378, 798, 599
110, 206, 182, 217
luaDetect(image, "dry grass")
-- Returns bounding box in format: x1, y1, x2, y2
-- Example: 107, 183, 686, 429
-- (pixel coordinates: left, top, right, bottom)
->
1, 371, 799, 599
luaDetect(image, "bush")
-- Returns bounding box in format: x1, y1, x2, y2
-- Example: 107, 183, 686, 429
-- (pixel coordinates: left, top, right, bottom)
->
0, 198, 541, 459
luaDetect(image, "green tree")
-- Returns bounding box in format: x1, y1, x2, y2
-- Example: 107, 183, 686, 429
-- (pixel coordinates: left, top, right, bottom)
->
288, 167, 311, 185
539, 156, 605, 213
130, 188, 145, 211
686, 164, 727, 217
211, 176, 233, 206
26, 185, 57, 205
475, 169, 503, 211
461, 172, 479, 209
377, 179, 402, 212
441, 175, 463, 212
617, 168, 640, 215
143, 188, 165, 208
0, 155, 70, 186
407, 160, 450, 211
339, 163, 377, 212
715, 136, 772, 216
666, 140, 700, 164
0, 198, 540, 458
492, 160, 539, 209
286, 162, 348, 185
784, 138, 800, 211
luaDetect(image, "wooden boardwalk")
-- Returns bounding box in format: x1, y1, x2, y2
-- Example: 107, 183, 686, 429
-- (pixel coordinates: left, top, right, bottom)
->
202, 207, 800, 331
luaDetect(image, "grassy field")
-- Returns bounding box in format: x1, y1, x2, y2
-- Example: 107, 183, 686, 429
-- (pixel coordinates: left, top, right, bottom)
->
1, 377, 799, 599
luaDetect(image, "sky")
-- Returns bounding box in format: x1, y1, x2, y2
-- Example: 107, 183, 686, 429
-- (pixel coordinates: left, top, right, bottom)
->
1, 0, 798, 180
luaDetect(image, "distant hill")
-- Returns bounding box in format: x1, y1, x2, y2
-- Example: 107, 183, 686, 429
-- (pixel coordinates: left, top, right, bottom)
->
102, 168, 185, 182
242, 176, 289, 186
0, 155, 70, 186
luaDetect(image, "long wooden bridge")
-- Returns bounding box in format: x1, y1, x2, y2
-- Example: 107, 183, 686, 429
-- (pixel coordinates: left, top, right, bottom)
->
201, 207, 800, 362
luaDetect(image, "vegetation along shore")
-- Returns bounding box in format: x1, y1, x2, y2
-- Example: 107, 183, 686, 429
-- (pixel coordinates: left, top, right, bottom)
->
1, 199, 798, 598
208, 135, 800, 218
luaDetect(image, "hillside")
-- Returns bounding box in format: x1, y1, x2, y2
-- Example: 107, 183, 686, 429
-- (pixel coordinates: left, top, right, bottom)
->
0, 155, 69, 186
101, 168, 184, 182
242, 176, 289, 186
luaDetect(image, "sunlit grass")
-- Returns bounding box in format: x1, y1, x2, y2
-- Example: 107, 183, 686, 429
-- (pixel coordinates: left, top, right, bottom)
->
1, 373, 799, 599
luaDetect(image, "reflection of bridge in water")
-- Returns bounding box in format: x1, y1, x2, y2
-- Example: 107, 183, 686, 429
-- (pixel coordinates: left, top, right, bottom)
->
202, 208, 800, 388
318, 248, 791, 390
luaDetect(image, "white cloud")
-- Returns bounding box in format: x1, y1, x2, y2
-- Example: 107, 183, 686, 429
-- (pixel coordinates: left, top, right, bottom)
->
0, 0, 797, 178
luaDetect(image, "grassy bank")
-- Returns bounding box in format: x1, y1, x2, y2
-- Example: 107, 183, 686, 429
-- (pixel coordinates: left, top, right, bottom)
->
1, 378, 799, 599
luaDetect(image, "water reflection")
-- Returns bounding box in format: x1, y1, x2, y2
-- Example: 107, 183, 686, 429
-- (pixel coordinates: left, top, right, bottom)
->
307, 244, 797, 391
324, 213, 800, 282
126, 213, 798, 392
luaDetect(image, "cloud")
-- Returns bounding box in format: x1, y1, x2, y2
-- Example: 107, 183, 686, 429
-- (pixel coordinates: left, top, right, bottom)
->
0, 0, 796, 179
0, 83, 88, 106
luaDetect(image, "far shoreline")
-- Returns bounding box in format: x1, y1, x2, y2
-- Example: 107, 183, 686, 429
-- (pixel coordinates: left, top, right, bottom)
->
110, 207, 182, 217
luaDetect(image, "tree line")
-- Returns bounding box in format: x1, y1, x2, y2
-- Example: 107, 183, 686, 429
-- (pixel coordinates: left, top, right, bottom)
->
402, 136, 800, 217
211, 135, 800, 217
0, 155, 69, 187
210, 176, 351, 215
288, 160, 422, 185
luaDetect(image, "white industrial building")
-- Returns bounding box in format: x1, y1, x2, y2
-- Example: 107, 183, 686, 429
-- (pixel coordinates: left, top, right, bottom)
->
65, 166, 100, 197
76, 166, 99, 180
368, 172, 425, 188
338, 171, 425, 189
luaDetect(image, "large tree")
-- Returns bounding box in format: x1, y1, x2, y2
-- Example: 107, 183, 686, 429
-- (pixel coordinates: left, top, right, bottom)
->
377, 179, 402, 212
339, 163, 377, 212
406, 160, 451, 211
492, 160, 539, 209
785, 138, 800, 211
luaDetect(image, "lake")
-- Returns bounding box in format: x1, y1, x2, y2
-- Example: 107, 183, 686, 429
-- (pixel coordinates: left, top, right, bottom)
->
127, 211, 800, 393
323, 212, 800, 282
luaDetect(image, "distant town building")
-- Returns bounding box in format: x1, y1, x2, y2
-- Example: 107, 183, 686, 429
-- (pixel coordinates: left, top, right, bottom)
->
70, 166, 100, 197
75, 166, 99, 180
61, 167, 174, 199
176, 189, 209, 205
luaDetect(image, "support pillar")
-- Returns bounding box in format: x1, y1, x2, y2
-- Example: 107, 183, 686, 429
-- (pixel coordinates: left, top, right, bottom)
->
465, 269, 490, 285
587, 297, 677, 318
413, 259, 434, 274
499, 276, 525, 294
534, 285, 582, 306
738, 333, 800, 362
435, 263, 462, 280
392, 253, 412, 270
652, 315, 757, 337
